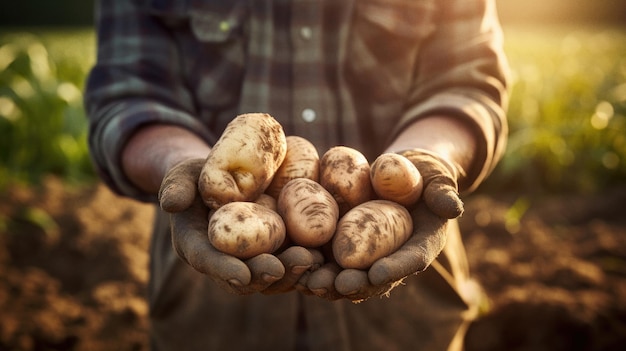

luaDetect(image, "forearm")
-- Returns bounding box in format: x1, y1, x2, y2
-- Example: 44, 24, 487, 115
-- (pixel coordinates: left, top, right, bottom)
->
122, 124, 211, 194
388, 0, 509, 193
86, 0, 214, 201
385, 115, 478, 189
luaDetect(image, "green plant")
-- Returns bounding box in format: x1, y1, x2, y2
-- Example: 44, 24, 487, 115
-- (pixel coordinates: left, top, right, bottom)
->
482, 26, 626, 196
0, 30, 96, 188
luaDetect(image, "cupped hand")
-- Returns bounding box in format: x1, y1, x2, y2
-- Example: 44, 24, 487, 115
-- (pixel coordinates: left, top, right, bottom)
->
169, 195, 280, 294
160, 158, 323, 295
306, 201, 449, 301
305, 149, 464, 302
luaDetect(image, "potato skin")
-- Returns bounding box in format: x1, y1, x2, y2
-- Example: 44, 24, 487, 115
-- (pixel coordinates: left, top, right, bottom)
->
320, 146, 374, 216
208, 202, 286, 259
370, 153, 424, 206
199, 113, 287, 209
332, 200, 413, 270
254, 193, 278, 212
266, 136, 320, 199
277, 178, 339, 248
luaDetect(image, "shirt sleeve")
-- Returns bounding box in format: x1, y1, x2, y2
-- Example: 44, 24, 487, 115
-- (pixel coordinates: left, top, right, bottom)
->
392, 0, 511, 193
84, 0, 216, 202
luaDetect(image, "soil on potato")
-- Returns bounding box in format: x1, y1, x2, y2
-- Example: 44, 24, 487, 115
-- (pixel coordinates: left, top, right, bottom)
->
1, 177, 625, 350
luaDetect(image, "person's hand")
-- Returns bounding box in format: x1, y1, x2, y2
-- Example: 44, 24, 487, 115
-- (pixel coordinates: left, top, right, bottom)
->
159, 158, 323, 295
305, 149, 464, 302
399, 149, 464, 219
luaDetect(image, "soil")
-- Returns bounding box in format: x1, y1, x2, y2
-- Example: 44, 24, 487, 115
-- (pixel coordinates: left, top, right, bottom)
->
1, 177, 625, 351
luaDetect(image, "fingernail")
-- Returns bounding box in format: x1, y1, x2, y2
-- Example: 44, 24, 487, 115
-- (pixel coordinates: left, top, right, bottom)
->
310, 288, 327, 296
291, 265, 309, 274
262, 273, 281, 283
228, 279, 243, 287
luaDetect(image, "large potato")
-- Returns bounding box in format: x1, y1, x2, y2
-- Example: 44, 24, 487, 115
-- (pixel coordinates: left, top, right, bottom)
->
199, 113, 287, 209
208, 202, 286, 259
332, 200, 413, 270
370, 153, 423, 206
266, 136, 320, 199
277, 178, 339, 248
319, 146, 373, 215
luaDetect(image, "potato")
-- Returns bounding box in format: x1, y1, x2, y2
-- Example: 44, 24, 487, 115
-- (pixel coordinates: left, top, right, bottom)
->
254, 193, 278, 212
208, 202, 286, 259
370, 153, 423, 206
199, 113, 287, 209
319, 146, 374, 215
277, 178, 339, 248
266, 136, 320, 199
332, 200, 413, 270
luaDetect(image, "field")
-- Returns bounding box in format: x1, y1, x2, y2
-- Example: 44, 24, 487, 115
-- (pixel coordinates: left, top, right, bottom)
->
1, 24, 626, 350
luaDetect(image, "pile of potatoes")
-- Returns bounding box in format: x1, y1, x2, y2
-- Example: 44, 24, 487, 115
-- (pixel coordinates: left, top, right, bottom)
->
199, 113, 423, 270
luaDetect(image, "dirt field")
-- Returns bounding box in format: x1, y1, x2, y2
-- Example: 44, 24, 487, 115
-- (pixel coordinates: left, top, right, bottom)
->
1, 177, 625, 350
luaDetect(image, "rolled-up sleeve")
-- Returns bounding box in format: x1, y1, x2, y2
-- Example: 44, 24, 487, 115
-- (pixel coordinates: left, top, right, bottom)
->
394, 0, 510, 193
84, 0, 215, 202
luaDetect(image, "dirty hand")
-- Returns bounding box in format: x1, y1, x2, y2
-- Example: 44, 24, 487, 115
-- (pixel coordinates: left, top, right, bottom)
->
159, 158, 322, 295
305, 149, 464, 301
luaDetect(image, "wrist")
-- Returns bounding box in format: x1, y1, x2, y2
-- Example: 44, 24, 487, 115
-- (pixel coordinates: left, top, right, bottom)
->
122, 124, 211, 194
398, 148, 463, 183
386, 115, 477, 189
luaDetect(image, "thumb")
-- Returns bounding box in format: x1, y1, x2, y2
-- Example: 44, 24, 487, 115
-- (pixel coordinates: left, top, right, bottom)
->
159, 158, 205, 213
400, 149, 464, 219
423, 174, 464, 219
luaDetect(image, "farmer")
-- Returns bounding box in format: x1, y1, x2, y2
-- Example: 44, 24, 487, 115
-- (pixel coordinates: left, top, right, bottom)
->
85, 0, 509, 350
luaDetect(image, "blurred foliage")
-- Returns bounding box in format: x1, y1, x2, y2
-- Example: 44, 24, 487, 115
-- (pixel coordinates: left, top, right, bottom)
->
0, 30, 96, 189
0, 26, 625, 196
480, 25, 626, 196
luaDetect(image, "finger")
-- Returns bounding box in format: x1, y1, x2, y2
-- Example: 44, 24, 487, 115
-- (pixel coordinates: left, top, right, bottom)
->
400, 150, 463, 219
334, 269, 394, 302
263, 247, 324, 294
306, 263, 343, 300
423, 178, 464, 219
170, 198, 252, 291
159, 158, 205, 213
368, 201, 448, 286
294, 271, 315, 296
241, 253, 286, 294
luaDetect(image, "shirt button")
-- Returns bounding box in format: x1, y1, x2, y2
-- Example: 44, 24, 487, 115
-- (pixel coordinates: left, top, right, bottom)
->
219, 21, 231, 32
301, 108, 316, 122
300, 27, 313, 40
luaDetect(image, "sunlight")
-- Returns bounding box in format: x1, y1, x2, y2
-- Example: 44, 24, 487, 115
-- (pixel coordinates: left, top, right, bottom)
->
590, 101, 614, 130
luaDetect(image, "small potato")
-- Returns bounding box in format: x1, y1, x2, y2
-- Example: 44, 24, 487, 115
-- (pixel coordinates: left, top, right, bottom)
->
277, 178, 339, 248
208, 202, 286, 259
320, 146, 374, 215
332, 200, 413, 270
199, 113, 287, 209
254, 193, 278, 212
266, 136, 320, 199
370, 153, 423, 206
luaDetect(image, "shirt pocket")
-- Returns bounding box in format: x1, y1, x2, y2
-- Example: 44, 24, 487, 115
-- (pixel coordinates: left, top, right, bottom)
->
141, 0, 247, 43
346, 0, 437, 102
188, 0, 247, 43
142, 0, 248, 111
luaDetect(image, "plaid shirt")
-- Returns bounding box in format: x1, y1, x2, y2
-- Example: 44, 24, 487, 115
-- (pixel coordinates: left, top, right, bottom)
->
86, 1, 510, 350
85, 0, 509, 202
